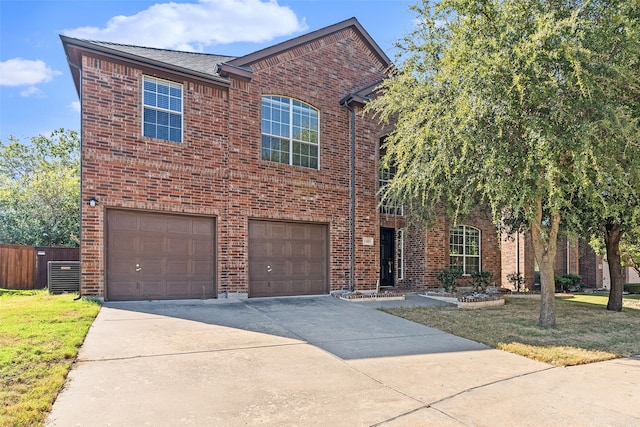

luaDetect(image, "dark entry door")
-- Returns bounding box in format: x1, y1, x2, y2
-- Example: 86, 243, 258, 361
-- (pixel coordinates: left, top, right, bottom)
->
380, 228, 395, 286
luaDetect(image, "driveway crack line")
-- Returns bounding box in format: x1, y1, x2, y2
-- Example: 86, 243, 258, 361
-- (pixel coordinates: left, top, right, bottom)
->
79, 342, 307, 363
364, 365, 556, 426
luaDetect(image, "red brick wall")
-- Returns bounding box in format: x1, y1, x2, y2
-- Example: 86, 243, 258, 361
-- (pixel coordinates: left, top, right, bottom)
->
80, 57, 231, 297
501, 232, 536, 290
78, 27, 387, 297
403, 209, 501, 289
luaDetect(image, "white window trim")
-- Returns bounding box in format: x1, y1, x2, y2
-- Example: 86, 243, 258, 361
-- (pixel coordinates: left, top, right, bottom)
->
397, 229, 404, 280
450, 225, 481, 275
261, 96, 320, 170
142, 75, 183, 143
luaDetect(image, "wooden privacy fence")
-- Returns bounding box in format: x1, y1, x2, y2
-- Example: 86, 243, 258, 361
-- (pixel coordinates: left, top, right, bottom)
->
0, 244, 79, 290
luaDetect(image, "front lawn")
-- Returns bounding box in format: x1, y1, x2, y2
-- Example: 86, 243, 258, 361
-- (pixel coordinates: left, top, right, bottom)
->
0, 289, 100, 427
384, 294, 640, 366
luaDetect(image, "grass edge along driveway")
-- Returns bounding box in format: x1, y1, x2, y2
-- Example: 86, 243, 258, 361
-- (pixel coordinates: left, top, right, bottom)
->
385, 294, 640, 367
0, 289, 100, 427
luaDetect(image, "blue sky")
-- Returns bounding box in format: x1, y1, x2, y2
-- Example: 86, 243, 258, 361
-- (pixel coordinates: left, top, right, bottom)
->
0, 0, 417, 142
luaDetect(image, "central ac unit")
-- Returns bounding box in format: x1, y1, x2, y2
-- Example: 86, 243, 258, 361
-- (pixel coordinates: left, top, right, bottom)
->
48, 261, 80, 294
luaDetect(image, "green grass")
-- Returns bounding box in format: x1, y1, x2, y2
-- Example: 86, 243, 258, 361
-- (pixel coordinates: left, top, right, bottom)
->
0, 289, 100, 427
384, 294, 640, 367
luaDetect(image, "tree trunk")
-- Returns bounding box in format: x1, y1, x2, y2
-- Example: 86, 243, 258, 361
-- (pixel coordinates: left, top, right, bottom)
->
605, 223, 624, 312
530, 203, 560, 328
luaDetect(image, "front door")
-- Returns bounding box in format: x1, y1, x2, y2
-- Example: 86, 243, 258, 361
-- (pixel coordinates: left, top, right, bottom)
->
380, 228, 395, 286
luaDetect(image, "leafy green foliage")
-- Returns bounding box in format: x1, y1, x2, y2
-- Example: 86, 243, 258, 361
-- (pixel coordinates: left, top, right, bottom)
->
555, 274, 583, 292
506, 272, 526, 293
436, 268, 463, 293
624, 283, 640, 294
470, 270, 493, 293
0, 129, 80, 246
367, 0, 640, 326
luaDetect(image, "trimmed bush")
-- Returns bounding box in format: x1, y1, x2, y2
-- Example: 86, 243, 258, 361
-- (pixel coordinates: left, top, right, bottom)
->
623, 283, 640, 294
471, 270, 493, 293
555, 273, 582, 292
437, 268, 463, 293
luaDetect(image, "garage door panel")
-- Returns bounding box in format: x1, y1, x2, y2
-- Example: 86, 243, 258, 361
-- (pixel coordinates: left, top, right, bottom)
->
290, 242, 308, 256
109, 233, 136, 254
193, 219, 213, 235
290, 262, 308, 275
249, 221, 327, 297
140, 215, 166, 232
109, 280, 141, 299
167, 238, 190, 254
142, 259, 166, 273
139, 236, 165, 252
270, 241, 287, 257
107, 210, 216, 301
110, 213, 137, 231
193, 239, 213, 254
167, 217, 191, 234
193, 260, 214, 275
290, 224, 307, 238
310, 241, 325, 256
308, 261, 325, 274
109, 257, 135, 275
141, 281, 167, 298
166, 259, 188, 275
308, 227, 325, 239
271, 224, 287, 238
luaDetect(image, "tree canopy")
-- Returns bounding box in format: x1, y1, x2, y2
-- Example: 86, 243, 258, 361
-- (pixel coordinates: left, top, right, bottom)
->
0, 129, 80, 247
368, 0, 640, 326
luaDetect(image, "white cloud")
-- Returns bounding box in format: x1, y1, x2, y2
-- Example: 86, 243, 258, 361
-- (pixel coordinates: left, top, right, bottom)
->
0, 58, 61, 87
70, 101, 81, 113
62, 0, 307, 51
20, 86, 43, 97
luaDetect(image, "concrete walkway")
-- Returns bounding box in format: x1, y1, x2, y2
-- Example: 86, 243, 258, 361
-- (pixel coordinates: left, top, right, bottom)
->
46, 295, 640, 426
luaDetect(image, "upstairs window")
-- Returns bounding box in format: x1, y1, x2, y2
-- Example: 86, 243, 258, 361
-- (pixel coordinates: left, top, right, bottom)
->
450, 225, 481, 274
143, 76, 183, 143
261, 96, 319, 169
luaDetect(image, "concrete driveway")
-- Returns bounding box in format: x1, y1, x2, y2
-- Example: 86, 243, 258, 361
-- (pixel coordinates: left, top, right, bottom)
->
46, 295, 640, 426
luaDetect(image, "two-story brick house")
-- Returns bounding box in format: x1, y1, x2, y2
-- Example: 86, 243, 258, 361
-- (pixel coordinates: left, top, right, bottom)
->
62, 17, 501, 301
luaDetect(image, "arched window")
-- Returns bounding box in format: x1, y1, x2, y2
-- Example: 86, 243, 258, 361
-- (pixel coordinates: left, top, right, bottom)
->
449, 225, 480, 274
261, 96, 319, 169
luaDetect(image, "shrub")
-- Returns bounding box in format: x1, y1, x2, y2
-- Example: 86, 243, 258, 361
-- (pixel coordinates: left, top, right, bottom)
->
506, 272, 525, 292
624, 283, 640, 294
437, 268, 463, 293
470, 270, 493, 293
555, 273, 582, 292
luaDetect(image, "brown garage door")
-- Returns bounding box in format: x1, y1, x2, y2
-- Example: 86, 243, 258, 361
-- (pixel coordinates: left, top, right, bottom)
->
249, 221, 328, 297
107, 210, 215, 301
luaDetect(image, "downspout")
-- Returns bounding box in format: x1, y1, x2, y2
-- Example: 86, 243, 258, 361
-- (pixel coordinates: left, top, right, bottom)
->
341, 97, 356, 292
67, 60, 83, 301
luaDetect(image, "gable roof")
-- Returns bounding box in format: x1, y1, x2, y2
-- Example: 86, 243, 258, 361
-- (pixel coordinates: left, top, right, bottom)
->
60, 35, 235, 94
229, 17, 390, 68
61, 17, 391, 94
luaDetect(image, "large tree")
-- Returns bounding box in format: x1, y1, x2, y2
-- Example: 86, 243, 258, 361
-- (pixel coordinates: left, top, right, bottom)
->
0, 129, 80, 247
570, 1, 640, 311
368, 0, 639, 327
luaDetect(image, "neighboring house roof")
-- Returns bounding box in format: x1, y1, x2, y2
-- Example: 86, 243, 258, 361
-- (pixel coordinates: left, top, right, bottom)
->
61, 17, 390, 96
